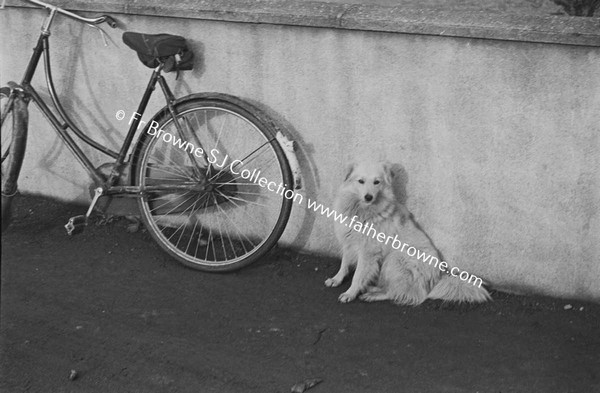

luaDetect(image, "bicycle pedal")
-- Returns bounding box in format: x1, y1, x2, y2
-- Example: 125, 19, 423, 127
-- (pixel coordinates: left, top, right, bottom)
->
65, 215, 87, 236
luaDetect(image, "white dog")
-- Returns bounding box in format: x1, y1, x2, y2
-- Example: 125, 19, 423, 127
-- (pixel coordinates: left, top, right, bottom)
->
326, 161, 491, 305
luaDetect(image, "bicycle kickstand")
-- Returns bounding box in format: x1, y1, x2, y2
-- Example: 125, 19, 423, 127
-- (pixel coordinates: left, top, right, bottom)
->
65, 187, 104, 235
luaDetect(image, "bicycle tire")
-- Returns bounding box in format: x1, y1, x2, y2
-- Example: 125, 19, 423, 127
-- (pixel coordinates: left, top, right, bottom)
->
1, 87, 29, 232
131, 93, 294, 272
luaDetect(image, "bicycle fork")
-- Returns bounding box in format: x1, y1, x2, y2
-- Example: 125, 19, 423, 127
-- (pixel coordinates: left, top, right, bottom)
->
1, 89, 29, 232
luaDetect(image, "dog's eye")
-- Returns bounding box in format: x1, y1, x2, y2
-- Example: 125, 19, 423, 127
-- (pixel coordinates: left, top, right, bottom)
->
358, 179, 365, 184
374, 180, 380, 185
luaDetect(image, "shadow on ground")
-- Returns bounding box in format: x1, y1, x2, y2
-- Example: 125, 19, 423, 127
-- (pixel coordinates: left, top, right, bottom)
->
1, 195, 599, 393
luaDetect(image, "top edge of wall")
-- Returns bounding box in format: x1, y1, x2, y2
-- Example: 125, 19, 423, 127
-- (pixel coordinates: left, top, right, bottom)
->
4, 0, 600, 46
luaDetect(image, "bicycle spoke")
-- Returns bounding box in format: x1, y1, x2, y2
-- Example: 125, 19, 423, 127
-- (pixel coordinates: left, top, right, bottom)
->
214, 110, 228, 149
211, 193, 231, 261
145, 162, 193, 179
208, 140, 273, 182
228, 190, 269, 197
137, 100, 292, 271
184, 206, 202, 256
162, 191, 208, 248
214, 188, 270, 235
211, 194, 254, 254
213, 191, 272, 209
193, 189, 214, 259
148, 191, 199, 216
149, 139, 201, 178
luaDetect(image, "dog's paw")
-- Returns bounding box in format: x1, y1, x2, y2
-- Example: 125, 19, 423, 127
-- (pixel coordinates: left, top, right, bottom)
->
325, 277, 342, 288
358, 293, 374, 302
359, 292, 383, 302
338, 291, 357, 303
358, 287, 387, 302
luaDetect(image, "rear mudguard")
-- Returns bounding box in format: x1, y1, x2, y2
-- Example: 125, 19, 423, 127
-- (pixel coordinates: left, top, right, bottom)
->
128, 93, 301, 189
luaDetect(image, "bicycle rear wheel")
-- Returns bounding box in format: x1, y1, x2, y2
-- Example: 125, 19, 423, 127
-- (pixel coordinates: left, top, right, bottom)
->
1, 87, 29, 232
132, 94, 294, 272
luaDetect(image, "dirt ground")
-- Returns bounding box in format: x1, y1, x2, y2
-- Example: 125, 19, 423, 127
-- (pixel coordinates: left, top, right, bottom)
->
1, 194, 599, 393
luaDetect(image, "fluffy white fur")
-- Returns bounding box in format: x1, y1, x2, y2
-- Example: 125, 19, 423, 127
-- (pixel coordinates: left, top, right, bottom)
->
325, 161, 491, 305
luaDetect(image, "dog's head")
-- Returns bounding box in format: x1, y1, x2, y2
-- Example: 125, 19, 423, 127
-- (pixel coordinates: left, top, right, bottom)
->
343, 161, 394, 206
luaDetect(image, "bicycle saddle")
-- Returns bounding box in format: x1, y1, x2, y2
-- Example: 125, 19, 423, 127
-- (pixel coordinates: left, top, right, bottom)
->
123, 32, 194, 72
123, 32, 187, 57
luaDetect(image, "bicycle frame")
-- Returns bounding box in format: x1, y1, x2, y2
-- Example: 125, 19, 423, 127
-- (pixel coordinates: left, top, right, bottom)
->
12, 4, 204, 196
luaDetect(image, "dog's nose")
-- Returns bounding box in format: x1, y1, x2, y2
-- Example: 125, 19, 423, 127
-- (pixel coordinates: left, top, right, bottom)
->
364, 194, 373, 202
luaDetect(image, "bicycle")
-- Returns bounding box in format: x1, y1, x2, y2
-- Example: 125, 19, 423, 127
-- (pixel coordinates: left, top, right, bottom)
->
1, 0, 298, 272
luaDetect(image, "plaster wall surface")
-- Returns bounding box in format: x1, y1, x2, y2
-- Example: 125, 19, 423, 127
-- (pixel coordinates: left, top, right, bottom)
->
1, 4, 598, 300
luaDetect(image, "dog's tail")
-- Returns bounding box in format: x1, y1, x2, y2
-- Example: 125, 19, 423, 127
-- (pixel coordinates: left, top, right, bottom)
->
427, 274, 491, 303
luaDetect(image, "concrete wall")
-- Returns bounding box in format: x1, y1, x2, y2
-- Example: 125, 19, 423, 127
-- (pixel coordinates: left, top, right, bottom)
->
1, 1, 599, 301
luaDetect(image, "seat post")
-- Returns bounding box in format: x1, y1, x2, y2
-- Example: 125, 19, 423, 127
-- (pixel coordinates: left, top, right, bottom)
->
156, 73, 205, 176
158, 75, 191, 142
107, 68, 162, 186
157, 74, 176, 104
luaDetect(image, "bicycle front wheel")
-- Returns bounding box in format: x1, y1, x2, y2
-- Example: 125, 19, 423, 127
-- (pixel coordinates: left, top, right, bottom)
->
1, 87, 29, 232
132, 94, 294, 272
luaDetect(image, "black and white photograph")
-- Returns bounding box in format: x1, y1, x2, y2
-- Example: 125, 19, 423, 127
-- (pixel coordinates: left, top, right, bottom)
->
1, 0, 599, 392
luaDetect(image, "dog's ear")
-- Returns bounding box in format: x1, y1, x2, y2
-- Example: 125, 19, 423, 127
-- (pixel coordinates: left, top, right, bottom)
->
381, 161, 394, 184
343, 162, 355, 182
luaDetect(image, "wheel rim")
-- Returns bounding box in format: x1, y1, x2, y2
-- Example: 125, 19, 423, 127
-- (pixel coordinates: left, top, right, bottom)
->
138, 106, 290, 268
